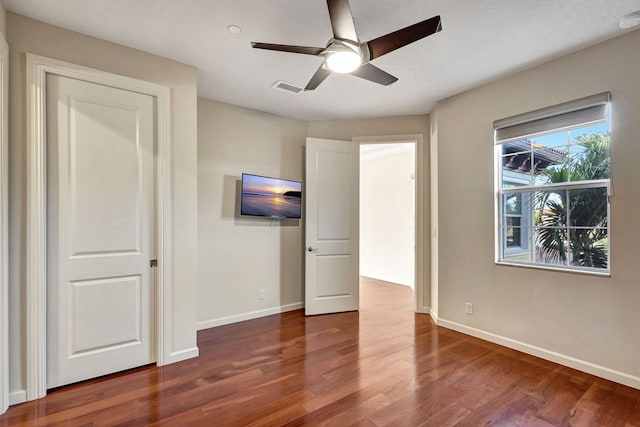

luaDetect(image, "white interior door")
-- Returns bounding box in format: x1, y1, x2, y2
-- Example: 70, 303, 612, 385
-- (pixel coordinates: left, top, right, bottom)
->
46, 74, 155, 388
305, 137, 359, 315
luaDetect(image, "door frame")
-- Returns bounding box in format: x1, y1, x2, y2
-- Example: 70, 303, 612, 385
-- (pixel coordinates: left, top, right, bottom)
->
26, 54, 174, 400
353, 135, 427, 314
0, 33, 9, 414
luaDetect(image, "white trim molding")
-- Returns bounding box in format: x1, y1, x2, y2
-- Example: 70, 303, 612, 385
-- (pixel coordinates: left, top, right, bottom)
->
429, 310, 438, 324
429, 111, 439, 320
436, 317, 640, 390
9, 390, 26, 406
0, 33, 9, 415
26, 53, 176, 400
416, 306, 430, 315
167, 347, 200, 365
197, 302, 304, 331
352, 134, 426, 315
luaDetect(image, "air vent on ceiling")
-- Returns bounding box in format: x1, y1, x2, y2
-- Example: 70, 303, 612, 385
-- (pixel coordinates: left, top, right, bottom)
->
272, 80, 303, 94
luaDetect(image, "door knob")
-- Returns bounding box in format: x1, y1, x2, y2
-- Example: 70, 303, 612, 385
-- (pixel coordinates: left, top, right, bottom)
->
307, 246, 318, 252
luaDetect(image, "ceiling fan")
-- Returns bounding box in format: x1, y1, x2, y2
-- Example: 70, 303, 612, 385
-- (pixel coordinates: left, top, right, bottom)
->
251, 0, 442, 91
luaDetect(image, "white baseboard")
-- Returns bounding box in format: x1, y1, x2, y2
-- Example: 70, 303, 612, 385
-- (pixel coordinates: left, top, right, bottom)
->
416, 305, 430, 314
197, 302, 304, 331
436, 317, 640, 390
429, 309, 438, 323
164, 347, 199, 365
9, 389, 26, 406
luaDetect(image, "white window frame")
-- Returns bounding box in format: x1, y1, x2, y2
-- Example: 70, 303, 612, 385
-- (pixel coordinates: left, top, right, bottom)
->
494, 93, 611, 276
502, 173, 532, 255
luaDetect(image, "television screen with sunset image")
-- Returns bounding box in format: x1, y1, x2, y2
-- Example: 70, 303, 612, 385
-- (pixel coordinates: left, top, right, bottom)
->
241, 174, 302, 218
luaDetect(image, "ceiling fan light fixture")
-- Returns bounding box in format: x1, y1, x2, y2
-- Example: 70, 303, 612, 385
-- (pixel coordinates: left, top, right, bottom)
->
325, 50, 362, 73
250, 1, 442, 90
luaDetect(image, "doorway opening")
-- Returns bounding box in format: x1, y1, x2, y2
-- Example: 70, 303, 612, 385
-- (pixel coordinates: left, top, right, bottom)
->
359, 142, 417, 309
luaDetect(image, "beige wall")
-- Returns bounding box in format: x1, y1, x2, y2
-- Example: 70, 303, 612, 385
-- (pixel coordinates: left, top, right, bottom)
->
360, 148, 416, 288
196, 108, 432, 323
308, 116, 430, 309
197, 98, 307, 327
433, 29, 640, 380
308, 116, 430, 142
0, 2, 6, 38
7, 14, 199, 395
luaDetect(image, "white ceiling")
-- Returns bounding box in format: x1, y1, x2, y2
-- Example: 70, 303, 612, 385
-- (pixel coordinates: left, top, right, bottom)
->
361, 143, 414, 163
5, 0, 640, 121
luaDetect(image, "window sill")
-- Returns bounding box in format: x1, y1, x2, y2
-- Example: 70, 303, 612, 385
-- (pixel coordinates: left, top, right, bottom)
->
495, 260, 611, 277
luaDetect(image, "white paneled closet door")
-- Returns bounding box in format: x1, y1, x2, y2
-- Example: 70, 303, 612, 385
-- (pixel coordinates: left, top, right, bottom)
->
46, 74, 155, 388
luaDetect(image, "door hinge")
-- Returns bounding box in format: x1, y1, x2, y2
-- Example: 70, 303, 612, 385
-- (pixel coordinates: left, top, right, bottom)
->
150, 259, 158, 268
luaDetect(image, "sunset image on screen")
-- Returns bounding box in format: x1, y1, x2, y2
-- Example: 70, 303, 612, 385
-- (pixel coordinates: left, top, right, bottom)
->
241, 174, 302, 218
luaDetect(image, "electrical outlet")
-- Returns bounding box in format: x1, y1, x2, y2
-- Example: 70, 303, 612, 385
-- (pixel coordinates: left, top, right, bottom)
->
259, 289, 265, 300
465, 302, 473, 314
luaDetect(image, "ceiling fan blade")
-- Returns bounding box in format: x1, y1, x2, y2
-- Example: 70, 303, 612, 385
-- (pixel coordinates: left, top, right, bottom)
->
366, 15, 442, 60
327, 0, 359, 41
251, 42, 325, 56
305, 65, 332, 91
351, 63, 398, 86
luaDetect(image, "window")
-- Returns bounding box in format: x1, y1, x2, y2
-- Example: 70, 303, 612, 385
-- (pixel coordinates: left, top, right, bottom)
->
503, 191, 530, 252
494, 92, 611, 273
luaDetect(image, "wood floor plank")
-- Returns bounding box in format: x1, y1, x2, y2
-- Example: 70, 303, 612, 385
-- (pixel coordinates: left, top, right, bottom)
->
2, 277, 639, 426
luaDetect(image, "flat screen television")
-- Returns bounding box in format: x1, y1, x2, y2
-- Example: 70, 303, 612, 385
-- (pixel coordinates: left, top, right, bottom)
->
241, 173, 302, 219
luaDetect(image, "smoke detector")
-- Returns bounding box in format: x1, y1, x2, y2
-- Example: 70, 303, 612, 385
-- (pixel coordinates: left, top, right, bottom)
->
619, 11, 640, 29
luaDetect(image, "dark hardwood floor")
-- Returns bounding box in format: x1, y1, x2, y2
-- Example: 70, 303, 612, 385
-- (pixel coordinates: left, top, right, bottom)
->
3, 277, 640, 426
